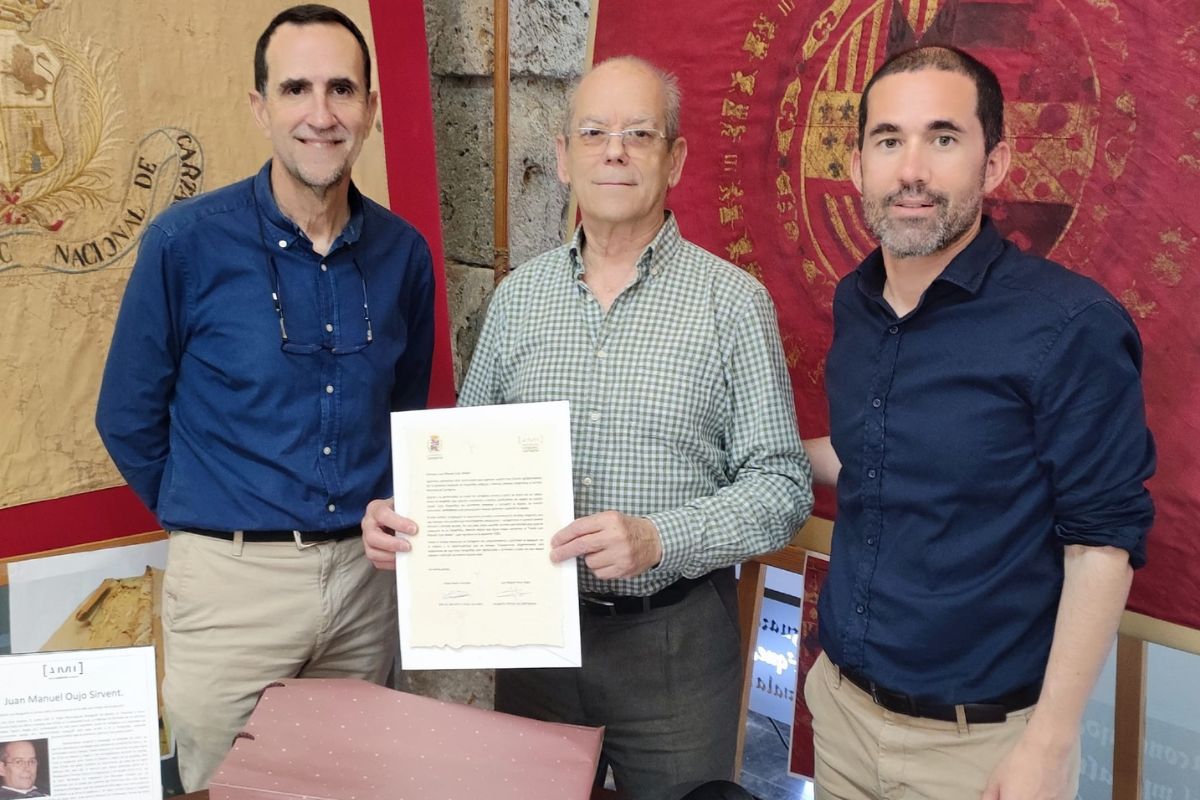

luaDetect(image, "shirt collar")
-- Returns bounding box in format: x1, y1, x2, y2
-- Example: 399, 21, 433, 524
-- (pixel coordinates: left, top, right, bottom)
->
856, 216, 1005, 299
252, 160, 365, 250
568, 210, 683, 282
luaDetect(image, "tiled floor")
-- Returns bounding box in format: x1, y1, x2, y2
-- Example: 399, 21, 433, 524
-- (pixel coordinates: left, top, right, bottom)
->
739, 711, 814, 800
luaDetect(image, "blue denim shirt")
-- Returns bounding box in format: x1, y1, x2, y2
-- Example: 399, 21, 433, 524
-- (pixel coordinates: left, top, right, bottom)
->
97, 161, 434, 532
819, 218, 1155, 702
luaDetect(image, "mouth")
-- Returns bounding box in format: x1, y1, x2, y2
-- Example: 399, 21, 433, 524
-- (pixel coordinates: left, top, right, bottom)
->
296, 136, 345, 147
886, 191, 945, 215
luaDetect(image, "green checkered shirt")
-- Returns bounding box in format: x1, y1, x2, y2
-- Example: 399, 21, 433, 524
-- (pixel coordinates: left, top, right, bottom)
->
459, 213, 814, 596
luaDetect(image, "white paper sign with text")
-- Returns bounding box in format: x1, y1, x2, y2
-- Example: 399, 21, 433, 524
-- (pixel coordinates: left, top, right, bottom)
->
0, 646, 161, 799
392, 401, 580, 670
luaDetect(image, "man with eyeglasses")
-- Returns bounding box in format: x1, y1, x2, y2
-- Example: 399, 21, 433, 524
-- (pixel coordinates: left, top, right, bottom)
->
0, 741, 46, 798
96, 4, 432, 791
362, 56, 813, 799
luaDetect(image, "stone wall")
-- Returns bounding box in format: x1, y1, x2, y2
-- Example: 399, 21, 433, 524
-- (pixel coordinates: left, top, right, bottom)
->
426, 0, 587, 387
399, 0, 588, 706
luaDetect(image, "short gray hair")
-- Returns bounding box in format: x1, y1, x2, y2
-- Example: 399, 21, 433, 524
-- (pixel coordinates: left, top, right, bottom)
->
561, 56, 682, 142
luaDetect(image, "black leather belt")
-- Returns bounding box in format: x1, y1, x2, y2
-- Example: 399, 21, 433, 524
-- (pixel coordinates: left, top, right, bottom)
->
580, 573, 711, 616
183, 525, 361, 544
839, 666, 1041, 724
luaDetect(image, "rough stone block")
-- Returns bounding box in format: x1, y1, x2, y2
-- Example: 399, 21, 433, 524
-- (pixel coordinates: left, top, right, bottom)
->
424, 0, 493, 76
508, 77, 573, 265
424, 0, 588, 79
397, 666, 495, 709
444, 259, 496, 388
432, 78, 494, 266
510, 0, 588, 78
432, 77, 574, 268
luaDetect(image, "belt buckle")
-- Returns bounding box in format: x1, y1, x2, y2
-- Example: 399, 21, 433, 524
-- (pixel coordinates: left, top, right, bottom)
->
580, 595, 617, 615
293, 530, 319, 549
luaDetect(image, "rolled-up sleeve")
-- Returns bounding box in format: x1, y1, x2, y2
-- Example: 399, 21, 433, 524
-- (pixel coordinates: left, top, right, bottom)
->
1032, 300, 1156, 567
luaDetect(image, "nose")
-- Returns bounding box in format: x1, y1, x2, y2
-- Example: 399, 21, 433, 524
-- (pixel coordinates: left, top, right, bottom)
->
897, 142, 930, 186
306, 92, 336, 129
601, 132, 629, 163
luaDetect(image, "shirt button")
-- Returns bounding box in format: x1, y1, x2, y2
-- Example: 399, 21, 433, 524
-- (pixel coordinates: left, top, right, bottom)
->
589, 411, 601, 422
867, 469, 877, 478
278, 240, 287, 248
872, 398, 882, 408
889, 326, 898, 334
581, 477, 593, 487
856, 604, 865, 614
325, 384, 334, 394
596, 349, 607, 359
322, 446, 332, 456
327, 503, 336, 513
320, 263, 328, 272
866, 537, 875, 546
325, 323, 334, 333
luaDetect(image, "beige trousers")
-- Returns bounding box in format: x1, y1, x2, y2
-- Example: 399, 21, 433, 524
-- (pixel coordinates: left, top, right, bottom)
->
162, 531, 396, 791
804, 652, 1080, 800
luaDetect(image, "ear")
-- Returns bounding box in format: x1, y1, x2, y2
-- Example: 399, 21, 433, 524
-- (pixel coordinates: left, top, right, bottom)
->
364, 89, 380, 139
850, 148, 864, 194
249, 90, 270, 139
555, 134, 570, 185
983, 140, 1011, 194
666, 136, 688, 188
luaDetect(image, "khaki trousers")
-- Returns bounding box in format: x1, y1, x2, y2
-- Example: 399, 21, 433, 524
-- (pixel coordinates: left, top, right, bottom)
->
162, 531, 396, 791
804, 652, 1080, 800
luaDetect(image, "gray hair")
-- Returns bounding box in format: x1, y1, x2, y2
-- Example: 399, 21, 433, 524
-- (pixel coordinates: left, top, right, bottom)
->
561, 55, 682, 142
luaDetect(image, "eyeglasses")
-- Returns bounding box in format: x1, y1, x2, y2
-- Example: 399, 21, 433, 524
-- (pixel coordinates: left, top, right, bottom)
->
267, 253, 374, 355
574, 127, 667, 152
2, 758, 37, 768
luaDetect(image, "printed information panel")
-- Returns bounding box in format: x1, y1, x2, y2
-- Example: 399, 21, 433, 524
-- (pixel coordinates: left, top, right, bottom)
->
0, 646, 160, 799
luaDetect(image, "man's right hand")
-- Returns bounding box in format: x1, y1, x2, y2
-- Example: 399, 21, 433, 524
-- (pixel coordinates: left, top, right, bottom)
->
361, 497, 418, 570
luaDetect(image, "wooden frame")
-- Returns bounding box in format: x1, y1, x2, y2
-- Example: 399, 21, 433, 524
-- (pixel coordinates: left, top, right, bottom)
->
0, 530, 166, 587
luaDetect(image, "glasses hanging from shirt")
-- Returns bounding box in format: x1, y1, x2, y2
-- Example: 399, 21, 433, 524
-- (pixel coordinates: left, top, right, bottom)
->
266, 250, 374, 354
254, 190, 374, 355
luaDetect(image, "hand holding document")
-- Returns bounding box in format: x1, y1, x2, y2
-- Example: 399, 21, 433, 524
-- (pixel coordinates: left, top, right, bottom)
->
391, 401, 580, 670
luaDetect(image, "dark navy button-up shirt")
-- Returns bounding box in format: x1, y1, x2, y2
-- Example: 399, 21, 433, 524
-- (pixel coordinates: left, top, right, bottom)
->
97, 161, 434, 532
819, 218, 1155, 703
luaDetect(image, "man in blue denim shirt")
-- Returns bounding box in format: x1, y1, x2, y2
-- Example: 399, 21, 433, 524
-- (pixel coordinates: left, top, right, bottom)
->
803, 46, 1154, 799
95, 5, 433, 790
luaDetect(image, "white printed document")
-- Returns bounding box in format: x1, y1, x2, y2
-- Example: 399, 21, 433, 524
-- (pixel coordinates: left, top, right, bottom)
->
0, 646, 161, 799
392, 401, 580, 669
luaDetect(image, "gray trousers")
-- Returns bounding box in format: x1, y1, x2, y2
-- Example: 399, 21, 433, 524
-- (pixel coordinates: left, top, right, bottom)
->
496, 567, 742, 800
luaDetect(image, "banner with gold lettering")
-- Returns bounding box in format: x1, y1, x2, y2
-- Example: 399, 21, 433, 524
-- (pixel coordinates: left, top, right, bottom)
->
0, 0, 453, 555
594, 0, 1200, 631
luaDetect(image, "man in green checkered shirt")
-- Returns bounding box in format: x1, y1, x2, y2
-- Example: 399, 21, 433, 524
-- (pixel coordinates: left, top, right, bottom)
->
364, 56, 813, 799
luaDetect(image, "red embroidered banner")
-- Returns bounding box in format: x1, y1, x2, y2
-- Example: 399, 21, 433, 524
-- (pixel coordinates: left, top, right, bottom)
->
594, 0, 1199, 631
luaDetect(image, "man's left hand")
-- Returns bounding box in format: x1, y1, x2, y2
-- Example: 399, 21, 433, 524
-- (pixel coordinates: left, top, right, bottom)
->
982, 731, 1074, 800
549, 511, 663, 580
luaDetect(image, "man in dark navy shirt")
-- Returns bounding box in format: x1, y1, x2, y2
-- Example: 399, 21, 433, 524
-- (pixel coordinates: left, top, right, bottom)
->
803, 46, 1154, 799
95, 5, 433, 791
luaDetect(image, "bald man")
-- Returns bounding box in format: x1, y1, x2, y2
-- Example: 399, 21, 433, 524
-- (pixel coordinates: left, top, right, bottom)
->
363, 56, 813, 800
